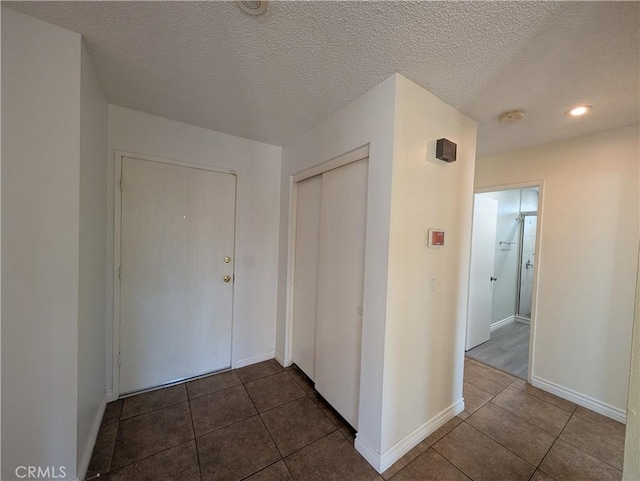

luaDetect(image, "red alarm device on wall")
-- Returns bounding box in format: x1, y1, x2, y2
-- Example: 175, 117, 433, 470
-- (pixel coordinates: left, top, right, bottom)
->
428, 229, 445, 248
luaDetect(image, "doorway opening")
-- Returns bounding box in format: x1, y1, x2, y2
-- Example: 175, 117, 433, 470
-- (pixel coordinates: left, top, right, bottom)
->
465, 186, 540, 380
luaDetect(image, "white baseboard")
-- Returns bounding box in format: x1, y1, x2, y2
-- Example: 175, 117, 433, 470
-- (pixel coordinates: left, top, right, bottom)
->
275, 350, 291, 367
77, 394, 107, 481
355, 398, 465, 474
106, 388, 117, 402
531, 375, 626, 423
515, 316, 530, 325
234, 350, 275, 369
491, 316, 515, 332
354, 435, 382, 472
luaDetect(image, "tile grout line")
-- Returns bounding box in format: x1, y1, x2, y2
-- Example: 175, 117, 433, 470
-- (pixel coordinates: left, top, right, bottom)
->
256, 385, 343, 460
463, 365, 516, 398
458, 418, 537, 475
281, 429, 346, 475
108, 439, 198, 475
239, 378, 311, 480
237, 459, 293, 481
465, 400, 556, 465
185, 370, 243, 401
237, 363, 287, 385
186, 378, 318, 442
117, 397, 186, 421
240, 380, 289, 477
509, 380, 578, 415
484, 398, 561, 440
462, 364, 562, 476
465, 356, 520, 382
463, 372, 518, 414
468, 357, 580, 417
190, 383, 258, 439
430, 427, 482, 481
535, 436, 559, 475
468, 398, 622, 477
483, 373, 575, 437
117, 385, 189, 422
403, 447, 471, 481
466, 359, 624, 478
242, 366, 362, 474
187, 395, 205, 481
552, 410, 624, 473
105, 381, 237, 475
464, 378, 501, 398
105, 418, 121, 477
385, 419, 468, 481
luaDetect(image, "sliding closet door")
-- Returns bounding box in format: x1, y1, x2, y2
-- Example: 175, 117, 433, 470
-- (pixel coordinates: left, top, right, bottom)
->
315, 159, 368, 429
292, 175, 322, 380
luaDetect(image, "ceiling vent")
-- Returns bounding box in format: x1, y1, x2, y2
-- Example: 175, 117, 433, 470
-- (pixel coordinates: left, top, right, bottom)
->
237, 1, 267, 16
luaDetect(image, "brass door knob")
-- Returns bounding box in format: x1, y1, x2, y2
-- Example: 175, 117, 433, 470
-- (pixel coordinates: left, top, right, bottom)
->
223, 275, 231, 283
224, 256, 231, 263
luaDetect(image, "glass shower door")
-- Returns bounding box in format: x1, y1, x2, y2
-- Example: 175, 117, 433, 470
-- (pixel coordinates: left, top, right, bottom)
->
517, 213, 537, 319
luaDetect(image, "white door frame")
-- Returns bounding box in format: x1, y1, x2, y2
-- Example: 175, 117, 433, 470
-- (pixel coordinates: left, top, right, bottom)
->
283, 144, 370, 367
471, 180, 545, 383
112, 150, 239, 399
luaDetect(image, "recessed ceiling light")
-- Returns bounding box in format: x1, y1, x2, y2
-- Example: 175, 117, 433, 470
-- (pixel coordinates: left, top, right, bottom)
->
498, 109, 525, 124
566, 105, 592, 117
237, 0, 267, 16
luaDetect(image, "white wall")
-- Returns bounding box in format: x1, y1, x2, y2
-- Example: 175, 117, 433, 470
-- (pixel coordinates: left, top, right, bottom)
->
77, 42, 109, 476
106, 106, 282, 394
279, 74, 397, 455
380, 75, 476, 453
476, 125, 639, 416
2, 8, 81, 480
477, 190, 520, 325
279, 74, 477, 470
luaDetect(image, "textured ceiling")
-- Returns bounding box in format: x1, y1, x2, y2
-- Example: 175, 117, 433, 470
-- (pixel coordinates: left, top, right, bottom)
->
6, 1, 639, 156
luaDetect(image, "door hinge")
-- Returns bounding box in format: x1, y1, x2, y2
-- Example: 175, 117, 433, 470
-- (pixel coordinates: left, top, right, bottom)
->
119, 266, 122, 280
120, 177, 123, 192
118, 352, 121, 367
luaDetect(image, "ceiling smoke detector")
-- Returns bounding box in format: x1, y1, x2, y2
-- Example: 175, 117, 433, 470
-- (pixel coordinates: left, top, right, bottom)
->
237, 0, 267, 16
498, 109, 525, 124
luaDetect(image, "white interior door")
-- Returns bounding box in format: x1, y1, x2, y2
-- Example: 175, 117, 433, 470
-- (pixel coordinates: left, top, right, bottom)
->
315, 159, 368, 429
466, 195, 498, 350
120, 157, 236, 394
292, 175, 323, 380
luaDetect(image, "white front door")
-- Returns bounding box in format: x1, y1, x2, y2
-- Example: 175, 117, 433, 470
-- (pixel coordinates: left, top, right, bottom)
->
120, 157, 236, 394
466, 195, 498, 350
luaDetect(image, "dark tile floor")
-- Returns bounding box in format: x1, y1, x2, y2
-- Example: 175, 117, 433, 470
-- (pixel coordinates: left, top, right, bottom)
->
87, 357, 626, 481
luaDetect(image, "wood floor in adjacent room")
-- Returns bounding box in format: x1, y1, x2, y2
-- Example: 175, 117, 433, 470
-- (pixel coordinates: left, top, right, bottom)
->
88, 357, 625, 481
466, 321, 530, 379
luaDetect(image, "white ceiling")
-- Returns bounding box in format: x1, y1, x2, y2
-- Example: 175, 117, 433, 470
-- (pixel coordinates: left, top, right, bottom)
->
6, 1, 639, 157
